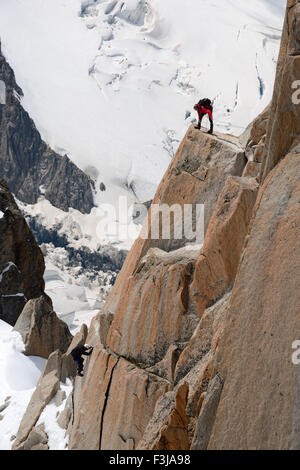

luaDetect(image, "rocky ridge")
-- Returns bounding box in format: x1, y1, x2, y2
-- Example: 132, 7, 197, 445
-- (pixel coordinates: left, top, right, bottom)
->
64, 0, 299, 450
0, 42, 94, 214
12, 0, 300, 451
65, 117, 263, 450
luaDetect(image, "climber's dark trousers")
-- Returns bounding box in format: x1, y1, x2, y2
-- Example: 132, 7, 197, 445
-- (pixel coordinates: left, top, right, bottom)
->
75, 358, 84, 374
197, 114, 213, 133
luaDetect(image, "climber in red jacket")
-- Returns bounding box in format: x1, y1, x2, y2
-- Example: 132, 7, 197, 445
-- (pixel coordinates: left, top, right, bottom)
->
194, 98, 213, 134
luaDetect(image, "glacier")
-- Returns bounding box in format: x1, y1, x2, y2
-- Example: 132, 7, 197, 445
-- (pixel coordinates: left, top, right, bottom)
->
0, 0, 285, 204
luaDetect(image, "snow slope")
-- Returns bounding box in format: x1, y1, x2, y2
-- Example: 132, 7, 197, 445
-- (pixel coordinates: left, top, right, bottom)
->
0, 0, 285, 205
0, 321, 43, 449
0, 320, 73, 450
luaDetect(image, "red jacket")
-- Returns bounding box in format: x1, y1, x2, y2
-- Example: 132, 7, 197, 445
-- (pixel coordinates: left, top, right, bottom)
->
194, 103, 213, 120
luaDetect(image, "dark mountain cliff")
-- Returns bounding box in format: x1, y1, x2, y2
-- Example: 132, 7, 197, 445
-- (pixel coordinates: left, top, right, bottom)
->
0, 42, 94, 214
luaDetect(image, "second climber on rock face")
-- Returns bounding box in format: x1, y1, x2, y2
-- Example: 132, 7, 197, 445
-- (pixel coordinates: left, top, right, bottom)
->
71, 344, 94, 377
194, 98, 213, 134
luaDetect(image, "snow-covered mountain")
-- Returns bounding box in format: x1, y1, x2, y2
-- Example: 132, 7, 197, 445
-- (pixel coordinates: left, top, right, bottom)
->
0, 0, 288, 450
0, 0, 284, 207
0, 0, 285, 343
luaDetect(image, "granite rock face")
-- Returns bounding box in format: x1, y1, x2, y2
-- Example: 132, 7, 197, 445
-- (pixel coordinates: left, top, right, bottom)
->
208, 151, 300, 449
68, 345, 171, 450
191, 374, 223, 450
102, 174, 258, 369
14, 296, 73, 359
189, 175, 258, 319
201, 3, 300, 449
0, 179, 46, 325
87, 129, 246, 356
240, 104, 270, 163
15, 1, 300, 450
260, 0, 300, 181
67, 129, 254, 450
0, 43, 94, 214
22, 424, 49, 451
137, 382, 190, 450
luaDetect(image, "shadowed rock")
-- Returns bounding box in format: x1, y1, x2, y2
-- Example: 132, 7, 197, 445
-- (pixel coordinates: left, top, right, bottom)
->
138, 382, 190, 450
208, 151, 300, 449
240, 104, 270, 163
0, 43, 94, 214
22, 424, 48, 451
57, 393, 73, 430
260, 1, 300, 180
189, 175, 259, 318
60, 323, 88, 382
68, 345, 171, 450
14, 296, 73, 359
0, 179, 46, 325
191, 374, 223, 450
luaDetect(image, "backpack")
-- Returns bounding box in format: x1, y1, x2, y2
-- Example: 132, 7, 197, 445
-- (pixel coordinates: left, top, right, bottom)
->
198, 98, 212, 110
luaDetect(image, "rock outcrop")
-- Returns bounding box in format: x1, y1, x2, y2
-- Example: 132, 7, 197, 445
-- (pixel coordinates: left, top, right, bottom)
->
0, 179, 46, 325
21, 424, 49, 451
13, 296, 73, 359
100, 174, 258, 371
137, 382, 190, 450
260, 0, 300, 181
201, 2, 300, 449
207, 151, 300, 449
69, 345, 171, 450
191, 374, 223, 450
189, 175, 258, 319
0, 43, 94, 214
14, 0, 300, 451
67, 126, 254, 450
240, 104, 270, 163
